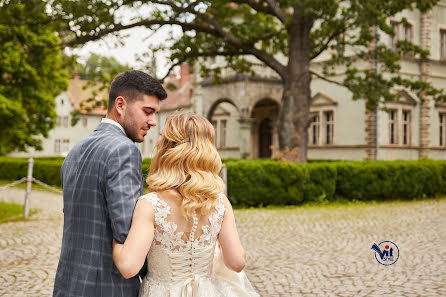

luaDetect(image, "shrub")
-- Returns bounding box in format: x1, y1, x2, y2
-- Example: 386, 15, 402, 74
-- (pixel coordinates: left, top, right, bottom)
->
227, 160, 306, 206
335, 160, 444, 201
2, 157, 446, 206
304, 163, 337, 203
0, 157, 63, 186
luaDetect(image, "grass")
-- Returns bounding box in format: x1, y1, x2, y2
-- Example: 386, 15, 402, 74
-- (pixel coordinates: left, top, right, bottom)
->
0, 179, 62, 192
234, 195, 446, 210
0, 201, 38, 223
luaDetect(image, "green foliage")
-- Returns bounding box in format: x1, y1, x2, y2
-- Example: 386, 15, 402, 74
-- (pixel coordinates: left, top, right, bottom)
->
0, 157, 63, 186
142, 158, 152, 186
2, 157, 446, 207
304, 163, 337, 203
78, 53, 130, 82
0, 0, 70, 155
227, 159, 446, 206
0, 157, 153, 187
48, 0, 446, 162
71, 53, 130, 125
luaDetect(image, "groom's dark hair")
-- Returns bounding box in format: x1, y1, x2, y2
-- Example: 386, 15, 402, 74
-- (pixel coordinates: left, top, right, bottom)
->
108, 70, 167, 111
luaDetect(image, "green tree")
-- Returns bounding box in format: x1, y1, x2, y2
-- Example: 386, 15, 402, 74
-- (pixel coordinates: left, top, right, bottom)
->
69, 53, 130, 125
78, 53, 130, 81
0, 0, 69, 155
57, 0, 446, 162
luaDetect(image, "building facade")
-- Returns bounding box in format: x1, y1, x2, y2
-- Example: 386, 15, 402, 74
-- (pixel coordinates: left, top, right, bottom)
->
184, 2, 446, 161
10, 2, 446, 161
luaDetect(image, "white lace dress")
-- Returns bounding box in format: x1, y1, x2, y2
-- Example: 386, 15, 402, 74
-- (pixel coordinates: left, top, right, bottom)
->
138, 192, 259, 297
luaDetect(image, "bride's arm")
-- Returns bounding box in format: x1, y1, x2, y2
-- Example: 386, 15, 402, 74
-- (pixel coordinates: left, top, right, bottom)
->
217, 196, 246, 272
113, 199, 155, 279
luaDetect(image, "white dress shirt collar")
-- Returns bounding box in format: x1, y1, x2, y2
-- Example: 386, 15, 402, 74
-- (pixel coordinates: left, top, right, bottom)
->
101, 118, 126, 136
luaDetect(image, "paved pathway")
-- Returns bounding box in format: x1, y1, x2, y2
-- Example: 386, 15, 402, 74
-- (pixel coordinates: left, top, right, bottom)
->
0, 188, 445, 297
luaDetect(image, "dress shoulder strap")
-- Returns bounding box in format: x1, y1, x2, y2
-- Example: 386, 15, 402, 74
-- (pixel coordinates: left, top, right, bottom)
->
139, 192, 169, 213
139, 192, 172, 231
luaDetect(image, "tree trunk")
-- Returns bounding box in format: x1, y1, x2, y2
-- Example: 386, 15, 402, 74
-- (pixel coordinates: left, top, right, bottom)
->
277, 12, 313, 163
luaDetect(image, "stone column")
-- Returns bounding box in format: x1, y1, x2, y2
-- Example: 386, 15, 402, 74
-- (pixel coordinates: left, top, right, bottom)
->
419, 11, 432, 158
239, 118, 254, 159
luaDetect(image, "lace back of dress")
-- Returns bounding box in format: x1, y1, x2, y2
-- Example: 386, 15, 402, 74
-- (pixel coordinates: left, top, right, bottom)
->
142, 192, 225, 253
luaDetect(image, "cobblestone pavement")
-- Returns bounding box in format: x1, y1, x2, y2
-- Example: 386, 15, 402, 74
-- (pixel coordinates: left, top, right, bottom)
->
1, 188, 445, 297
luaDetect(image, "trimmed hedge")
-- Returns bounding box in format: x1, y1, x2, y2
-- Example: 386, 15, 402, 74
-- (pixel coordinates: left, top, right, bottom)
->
227, 159, 446, 206
0, 157, 63, 186
0, 157, 153, 187
1, 157, 446, 206
226, 160, 337, 206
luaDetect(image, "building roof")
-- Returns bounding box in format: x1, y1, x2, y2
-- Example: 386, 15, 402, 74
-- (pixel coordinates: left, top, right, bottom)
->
66, 78, 108, 116
160, 63, 194, 111
66, 64, 194, 115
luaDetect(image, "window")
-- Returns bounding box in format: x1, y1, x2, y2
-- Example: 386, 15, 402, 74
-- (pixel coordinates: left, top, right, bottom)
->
440, 113, 446, 146
403, 23, 412, 42
389, 109, 398, 144
54, 139, 61, 153
307, 110, 335, 145
324, 111, 334, 145
212, 119, 227, 148
441, 30, 446, 61
390, 21, 399, 51
63, 116, 69, 128
309, 113, 320, 145
62, 139, 70, 153
219, 120, 227, 148
56, 116, 62, 127
82, 116, 88, 128
402, 110, 411, 145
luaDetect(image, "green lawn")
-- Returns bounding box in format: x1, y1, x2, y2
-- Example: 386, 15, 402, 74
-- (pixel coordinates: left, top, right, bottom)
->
0, 201, 37, 223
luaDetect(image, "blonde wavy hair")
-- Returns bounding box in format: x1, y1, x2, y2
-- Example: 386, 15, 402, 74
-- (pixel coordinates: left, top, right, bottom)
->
146, 111, 225, 218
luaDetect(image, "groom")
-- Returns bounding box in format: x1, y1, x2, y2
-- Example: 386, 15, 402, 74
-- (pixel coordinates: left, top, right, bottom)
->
53, 70, 167, 297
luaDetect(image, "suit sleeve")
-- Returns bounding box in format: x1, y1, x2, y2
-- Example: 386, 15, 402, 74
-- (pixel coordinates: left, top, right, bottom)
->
105, 142, 144, 243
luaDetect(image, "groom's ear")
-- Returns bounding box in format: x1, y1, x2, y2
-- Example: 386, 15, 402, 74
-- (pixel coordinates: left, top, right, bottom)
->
114, 96, 127, 116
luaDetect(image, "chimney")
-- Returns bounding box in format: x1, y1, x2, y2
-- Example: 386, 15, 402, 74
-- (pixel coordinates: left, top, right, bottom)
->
169, 72, 177, 82
179, 63, 190, 88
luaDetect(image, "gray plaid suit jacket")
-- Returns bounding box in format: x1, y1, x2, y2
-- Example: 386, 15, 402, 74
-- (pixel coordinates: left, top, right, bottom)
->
53, 122, 144, 297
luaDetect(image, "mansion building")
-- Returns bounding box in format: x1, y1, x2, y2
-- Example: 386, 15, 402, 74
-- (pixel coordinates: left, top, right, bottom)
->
10, 2, 446, 160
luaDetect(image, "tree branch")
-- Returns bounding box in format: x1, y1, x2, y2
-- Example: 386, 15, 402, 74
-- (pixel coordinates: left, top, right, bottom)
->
63, 0, 287, 79
265, 0, 287, 24
164, 1, 287, 79
62, 19, 217, 47
310, 28, 345, 60
230, 0, 276, 16
161, 49, 247, 81
310, 71, 352, 90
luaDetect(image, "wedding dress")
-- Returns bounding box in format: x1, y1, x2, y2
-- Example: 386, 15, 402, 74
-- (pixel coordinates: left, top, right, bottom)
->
138, 192, 259, 297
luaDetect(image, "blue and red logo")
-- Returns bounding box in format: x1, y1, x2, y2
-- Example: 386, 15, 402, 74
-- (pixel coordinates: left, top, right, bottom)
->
371, 241, 399, 266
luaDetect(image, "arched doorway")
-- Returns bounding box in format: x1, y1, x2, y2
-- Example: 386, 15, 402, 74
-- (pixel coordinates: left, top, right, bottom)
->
258, 118, 273, 158
251, 98, 279, 158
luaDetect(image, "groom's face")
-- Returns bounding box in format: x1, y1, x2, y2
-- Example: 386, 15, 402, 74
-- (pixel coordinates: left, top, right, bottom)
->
122, 94, 160, 142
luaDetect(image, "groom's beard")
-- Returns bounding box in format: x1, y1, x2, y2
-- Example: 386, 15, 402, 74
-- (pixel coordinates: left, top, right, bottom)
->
122, 112, 146, 143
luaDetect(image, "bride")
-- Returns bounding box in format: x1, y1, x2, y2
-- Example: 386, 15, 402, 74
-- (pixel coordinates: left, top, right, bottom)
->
113, 111, 259, 297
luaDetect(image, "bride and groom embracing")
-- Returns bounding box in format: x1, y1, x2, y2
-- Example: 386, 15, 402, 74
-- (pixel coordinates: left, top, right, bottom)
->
52, 70, 259, 297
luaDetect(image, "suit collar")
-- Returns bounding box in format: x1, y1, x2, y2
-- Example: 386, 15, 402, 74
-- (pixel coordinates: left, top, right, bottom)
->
95, 122, 127, 137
